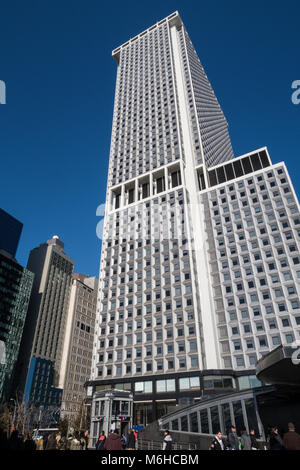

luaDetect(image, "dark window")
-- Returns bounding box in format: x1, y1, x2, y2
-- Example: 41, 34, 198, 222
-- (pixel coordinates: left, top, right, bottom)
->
245, 399, 259, 435
200, 409, 209, 434
181, 415, 188, 432
259, 150, 269, 167
233, 401, 245, 434
233, 159, 243, 177
189, 412, 198, 433
171, 419, 178, 431
225, 163, 235, 181
208, 169, 217, 187
241, 156, 252, 174
221, 403, 232, 434
210, 406, 221, 434
217, 166, 226, 184
251, 153, 262, 171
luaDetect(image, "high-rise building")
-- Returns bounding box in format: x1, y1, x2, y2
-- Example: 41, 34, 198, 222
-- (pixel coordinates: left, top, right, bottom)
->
0, 251, 34, 402
0, 209, 34, 403
16, 235, 74, 407
59, 274, 98, 425
0, 208, 23, 258
88, 12, 300, 433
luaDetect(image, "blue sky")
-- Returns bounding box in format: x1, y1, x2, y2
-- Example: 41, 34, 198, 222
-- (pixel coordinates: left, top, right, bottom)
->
0, 0, 299, 276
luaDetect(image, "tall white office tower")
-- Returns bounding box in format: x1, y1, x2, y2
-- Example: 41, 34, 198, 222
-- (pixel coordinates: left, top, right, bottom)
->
89, 12, 300, 431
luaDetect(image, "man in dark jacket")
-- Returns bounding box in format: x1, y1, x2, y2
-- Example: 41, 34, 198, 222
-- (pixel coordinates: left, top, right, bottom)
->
24, 433, 36, 450
227, 426, 239, 450
127, 430, 136, 450
250, 429, 259, 450
283, 423, 300, 450
45, 432, 57, 450
210, 431, 226, 450
96, 431, 106, 450
104, 429, 122, 450
240, 429, 251, 450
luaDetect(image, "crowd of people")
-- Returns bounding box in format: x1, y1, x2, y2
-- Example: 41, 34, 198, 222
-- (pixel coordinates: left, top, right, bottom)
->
1, 422, 300, 451
95, 428, 138, 450
210, 423, 300, 450
0, 428, 90, 450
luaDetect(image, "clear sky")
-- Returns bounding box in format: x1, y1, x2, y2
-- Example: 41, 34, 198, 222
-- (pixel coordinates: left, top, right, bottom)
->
0, 0, 299, 276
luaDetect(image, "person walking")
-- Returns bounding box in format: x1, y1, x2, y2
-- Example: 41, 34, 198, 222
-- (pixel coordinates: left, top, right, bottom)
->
24, 433, 36, 451
46, 432, 57, 450
0, 428, 8, 450
249, 429, 259, 450
9, 430, 24, 450
227, 426, 239, 450
210, 431, 226, 450
84, 430, 89, 450
95, 431, 106, 450
104, 429, 122, 450
283, 423, 300, 450
127, 429, 136, 450
240, 429, 251, 450
268, 427, 285, 450
121, 433, 127, 450
162, 430, 172, 450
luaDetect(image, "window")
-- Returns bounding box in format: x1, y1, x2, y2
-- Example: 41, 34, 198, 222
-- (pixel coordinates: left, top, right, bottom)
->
156, 379, 175, 393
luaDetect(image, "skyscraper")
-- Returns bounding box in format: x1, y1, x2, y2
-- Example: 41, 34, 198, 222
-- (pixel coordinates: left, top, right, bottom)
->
0, 208, 23, 258
88, 12, 300, 431
0, 208, 33, 402
16, 236, 74, 408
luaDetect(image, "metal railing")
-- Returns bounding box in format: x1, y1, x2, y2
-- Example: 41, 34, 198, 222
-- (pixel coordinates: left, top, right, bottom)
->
137, 439, 197, 450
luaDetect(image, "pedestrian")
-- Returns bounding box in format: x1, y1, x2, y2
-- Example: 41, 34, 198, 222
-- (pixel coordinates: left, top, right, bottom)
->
283, 423, 300, 450
127, 429, 136, 450
268, 427, 285, 450
95, 431, 106, 450
227, 425, 239, 450
45, 432, 57, 450
210, 431, 226, 450
56, 432, 62, 449
162, 430, 172, 450
240, 429, 251, 450
121, 433, 127, 450
24, 433, 36, 451
70, 434, 81, 450
134, 430, 138, 448
249, 429, 259, 450
8, 430, 24, 450
104, 429, 122, 450
80, 432, 85, 450
36, 437, 44, 451
84, 430, 89, 450
0, 428, 8, 450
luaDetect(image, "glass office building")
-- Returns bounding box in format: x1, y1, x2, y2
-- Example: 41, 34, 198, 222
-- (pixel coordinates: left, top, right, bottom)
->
0, 250, 34, 402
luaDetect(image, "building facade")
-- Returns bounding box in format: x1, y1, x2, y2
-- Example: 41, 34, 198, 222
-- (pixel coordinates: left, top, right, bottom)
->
0, 250, 34, 402
59, 274, 98, 425
88, 11, 300, 433
16, 236, 74, 407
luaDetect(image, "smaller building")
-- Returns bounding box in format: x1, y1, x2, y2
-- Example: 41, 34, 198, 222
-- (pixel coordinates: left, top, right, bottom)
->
15, 235, 74, 406
24, 357, 63, 407
59, 274, 98, 426
87, 388, 133, 448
